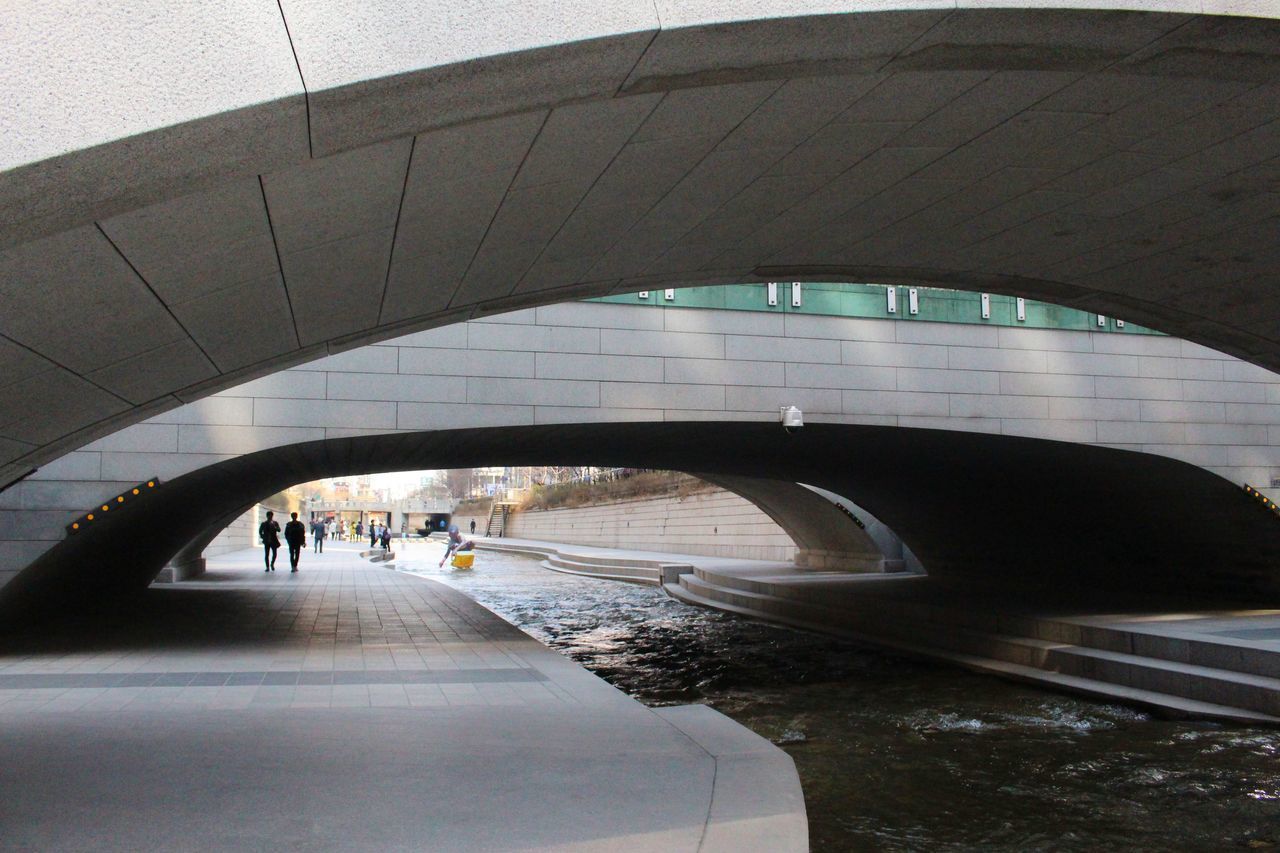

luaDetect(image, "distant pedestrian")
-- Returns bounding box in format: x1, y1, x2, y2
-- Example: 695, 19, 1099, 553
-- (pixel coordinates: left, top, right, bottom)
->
470, 519, 476, 535
370, 522, 378, 548
312, 517, 325, 553
259, 511, 281, 572
380, 526, 391, 550
355, 521, 363, 542
285, 512, 306, 572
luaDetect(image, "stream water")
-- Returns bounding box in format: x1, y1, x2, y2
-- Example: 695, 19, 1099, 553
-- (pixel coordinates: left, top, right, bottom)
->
402, 545, 1280, 851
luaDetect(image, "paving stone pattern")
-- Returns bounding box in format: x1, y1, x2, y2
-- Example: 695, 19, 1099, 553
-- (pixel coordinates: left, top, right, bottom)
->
0, 543, 585, 714
0, 543, 809, 851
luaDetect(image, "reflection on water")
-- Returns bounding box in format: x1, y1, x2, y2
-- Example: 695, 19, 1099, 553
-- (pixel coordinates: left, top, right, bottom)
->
403, 546, 1280, 851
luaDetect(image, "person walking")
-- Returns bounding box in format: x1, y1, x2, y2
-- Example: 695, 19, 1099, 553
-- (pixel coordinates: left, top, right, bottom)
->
259, 511, 281, 572
285, 512, 306, 572
380, 526, 391, 551
470, 519, 476, 536
355, 520, 363, 542
370, 521, 379, 549
312, 516, 325, 553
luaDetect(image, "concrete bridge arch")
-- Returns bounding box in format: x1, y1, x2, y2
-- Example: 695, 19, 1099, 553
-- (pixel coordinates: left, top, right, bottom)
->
4, 3, 1280, 489
7, 420, 1278, 621
2, 298, 1278, 616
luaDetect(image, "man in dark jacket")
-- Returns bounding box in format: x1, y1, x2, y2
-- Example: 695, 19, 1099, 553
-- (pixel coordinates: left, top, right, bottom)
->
284, 512, 306, 573
312, 517, 325, 553
259, 511, 281, 572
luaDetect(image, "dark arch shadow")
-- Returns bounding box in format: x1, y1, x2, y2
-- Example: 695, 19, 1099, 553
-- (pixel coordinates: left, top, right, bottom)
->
4, 421, 1279, 623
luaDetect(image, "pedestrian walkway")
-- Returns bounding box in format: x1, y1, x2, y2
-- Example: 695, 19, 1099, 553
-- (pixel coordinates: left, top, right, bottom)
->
0, 542, 805, 851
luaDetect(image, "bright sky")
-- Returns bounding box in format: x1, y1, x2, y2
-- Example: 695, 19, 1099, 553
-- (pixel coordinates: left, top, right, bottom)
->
315, 470, 439, 499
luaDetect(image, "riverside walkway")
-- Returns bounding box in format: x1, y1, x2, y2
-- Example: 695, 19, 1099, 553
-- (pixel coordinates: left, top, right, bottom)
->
0, 542, 805, 851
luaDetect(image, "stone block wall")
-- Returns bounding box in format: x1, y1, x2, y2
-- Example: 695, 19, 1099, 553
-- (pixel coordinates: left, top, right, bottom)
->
202, 506, 259, 560
504, 486, 797, 562
3, 300, 1278, 591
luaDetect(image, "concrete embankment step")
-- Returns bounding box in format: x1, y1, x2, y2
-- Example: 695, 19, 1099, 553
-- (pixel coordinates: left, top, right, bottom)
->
1009, 615, 1280, 682
541, 556, 659, 585
468, 538, 682, 585
1045, 645, 1280, 718
669, 569, 1280, 725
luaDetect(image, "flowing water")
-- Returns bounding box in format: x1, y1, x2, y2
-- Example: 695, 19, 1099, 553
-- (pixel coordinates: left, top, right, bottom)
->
402, 545, 1280, 851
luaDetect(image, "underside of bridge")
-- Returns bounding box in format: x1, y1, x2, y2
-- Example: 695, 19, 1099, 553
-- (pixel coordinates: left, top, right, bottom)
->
4, 6, 1280, 489
4, 422, 1277, 623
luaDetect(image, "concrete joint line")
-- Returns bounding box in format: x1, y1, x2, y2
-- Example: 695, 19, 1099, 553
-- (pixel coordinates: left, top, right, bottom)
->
275, 0, 313, 159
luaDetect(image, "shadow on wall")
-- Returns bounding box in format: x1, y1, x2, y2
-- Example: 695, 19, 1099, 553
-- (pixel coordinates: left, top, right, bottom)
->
3, 422, 1279, 625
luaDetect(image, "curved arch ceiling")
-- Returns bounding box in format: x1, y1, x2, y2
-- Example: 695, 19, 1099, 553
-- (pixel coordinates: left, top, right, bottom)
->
3, 5, 1280, 482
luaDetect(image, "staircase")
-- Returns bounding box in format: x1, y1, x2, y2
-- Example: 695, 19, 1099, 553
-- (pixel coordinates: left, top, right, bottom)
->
485, 502, 516, 537
666, 566, 1280, 724
539, 551, 671, 585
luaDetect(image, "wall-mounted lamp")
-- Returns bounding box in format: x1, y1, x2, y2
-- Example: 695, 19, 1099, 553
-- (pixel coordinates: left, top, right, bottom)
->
886, 286, 897, 314
908, 287, 919, 315
980, 293, 991, 319
791, 282, 802, 307
767, 282, 778, 306
780, 405, 804, 434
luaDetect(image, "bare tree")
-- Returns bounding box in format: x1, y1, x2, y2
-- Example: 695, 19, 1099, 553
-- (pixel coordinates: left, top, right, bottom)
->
445, 468, 474, 501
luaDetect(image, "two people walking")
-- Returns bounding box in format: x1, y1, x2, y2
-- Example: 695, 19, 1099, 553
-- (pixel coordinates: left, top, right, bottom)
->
258, 510, 306, 573
368, 520, 391, 550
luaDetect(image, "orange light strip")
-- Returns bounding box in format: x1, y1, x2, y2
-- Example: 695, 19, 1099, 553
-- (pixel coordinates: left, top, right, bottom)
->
67, 478, 160, 534
1243, 484, 1280, 517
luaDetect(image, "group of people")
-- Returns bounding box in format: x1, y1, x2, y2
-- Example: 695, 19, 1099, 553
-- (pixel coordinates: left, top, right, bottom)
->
258, 513, 396, 571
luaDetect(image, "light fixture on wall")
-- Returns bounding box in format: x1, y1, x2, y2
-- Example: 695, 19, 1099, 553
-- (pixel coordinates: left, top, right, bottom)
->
780, 405, 804, 434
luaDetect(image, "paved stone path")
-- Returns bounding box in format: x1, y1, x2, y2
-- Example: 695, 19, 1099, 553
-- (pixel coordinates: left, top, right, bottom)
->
0, 542, 805, 851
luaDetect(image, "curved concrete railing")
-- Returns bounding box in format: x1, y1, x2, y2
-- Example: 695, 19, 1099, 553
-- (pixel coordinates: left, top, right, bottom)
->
4, 5, 1280, 485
